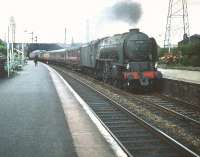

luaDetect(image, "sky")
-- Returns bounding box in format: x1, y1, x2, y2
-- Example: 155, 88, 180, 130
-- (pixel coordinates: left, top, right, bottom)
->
0, 0, 199, 46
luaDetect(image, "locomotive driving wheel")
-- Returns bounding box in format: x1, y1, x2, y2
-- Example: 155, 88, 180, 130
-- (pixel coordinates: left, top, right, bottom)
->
113, 79, 123, 89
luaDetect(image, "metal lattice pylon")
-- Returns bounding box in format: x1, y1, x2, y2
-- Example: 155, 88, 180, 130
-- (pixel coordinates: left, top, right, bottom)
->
164, 0, 190, 51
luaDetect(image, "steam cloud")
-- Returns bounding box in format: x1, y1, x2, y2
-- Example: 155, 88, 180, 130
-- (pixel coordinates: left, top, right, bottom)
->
108, 0, 142, 25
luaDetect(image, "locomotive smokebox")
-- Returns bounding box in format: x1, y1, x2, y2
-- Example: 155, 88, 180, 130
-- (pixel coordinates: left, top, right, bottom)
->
129, 28, 139, 32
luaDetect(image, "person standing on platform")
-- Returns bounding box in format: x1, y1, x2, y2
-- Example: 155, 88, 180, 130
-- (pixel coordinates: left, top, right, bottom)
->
34, 55, 38, 66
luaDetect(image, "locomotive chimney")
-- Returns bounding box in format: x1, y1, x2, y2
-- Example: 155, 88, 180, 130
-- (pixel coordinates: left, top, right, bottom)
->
129, 28, 139, 32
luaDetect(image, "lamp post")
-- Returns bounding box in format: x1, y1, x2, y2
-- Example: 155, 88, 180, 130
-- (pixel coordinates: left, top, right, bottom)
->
64, 27, 67, 46
21, 30, 28, 65
29, 32, 34, 43
7, 26, 10, 77
6, 16, 16, 77
34, 36, 38, 43
9, 16, 16, 69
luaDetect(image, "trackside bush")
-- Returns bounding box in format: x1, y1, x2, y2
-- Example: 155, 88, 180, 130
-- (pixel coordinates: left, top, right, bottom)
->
158, 41, 200, 67
179, 42, 200, 66
0, 40, 6, 55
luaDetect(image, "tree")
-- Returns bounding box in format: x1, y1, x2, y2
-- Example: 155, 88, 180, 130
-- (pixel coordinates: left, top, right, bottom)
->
0, 39, 6, 55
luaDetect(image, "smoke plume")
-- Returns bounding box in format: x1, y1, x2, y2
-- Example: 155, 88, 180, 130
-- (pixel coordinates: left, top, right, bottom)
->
108, 0, 142, 25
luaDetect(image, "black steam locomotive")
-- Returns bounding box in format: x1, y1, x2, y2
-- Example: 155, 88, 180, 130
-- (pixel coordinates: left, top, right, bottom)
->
39, 29, 162, 90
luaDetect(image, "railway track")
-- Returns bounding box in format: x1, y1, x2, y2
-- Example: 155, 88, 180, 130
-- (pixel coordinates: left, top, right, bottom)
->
137, 94, 200, 124
120, 92, 200, 136
53, 66, 199, 157
107, 85, 200, 152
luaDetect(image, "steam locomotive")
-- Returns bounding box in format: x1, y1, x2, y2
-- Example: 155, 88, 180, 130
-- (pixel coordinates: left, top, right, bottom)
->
39, 29, 162, 90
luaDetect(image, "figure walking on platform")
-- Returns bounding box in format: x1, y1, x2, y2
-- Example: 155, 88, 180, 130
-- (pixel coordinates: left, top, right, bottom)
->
34, 55, 38, 66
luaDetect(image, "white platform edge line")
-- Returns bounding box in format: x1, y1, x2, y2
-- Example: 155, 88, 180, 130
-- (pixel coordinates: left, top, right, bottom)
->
43, 64, 128, 157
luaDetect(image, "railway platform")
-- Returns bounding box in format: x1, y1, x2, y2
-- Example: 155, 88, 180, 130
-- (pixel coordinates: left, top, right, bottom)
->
0, 61, 123, 157
158, 68, 200, 84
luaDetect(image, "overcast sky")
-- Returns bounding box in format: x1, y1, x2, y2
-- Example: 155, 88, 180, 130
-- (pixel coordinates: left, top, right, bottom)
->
0, 0, 199, 46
